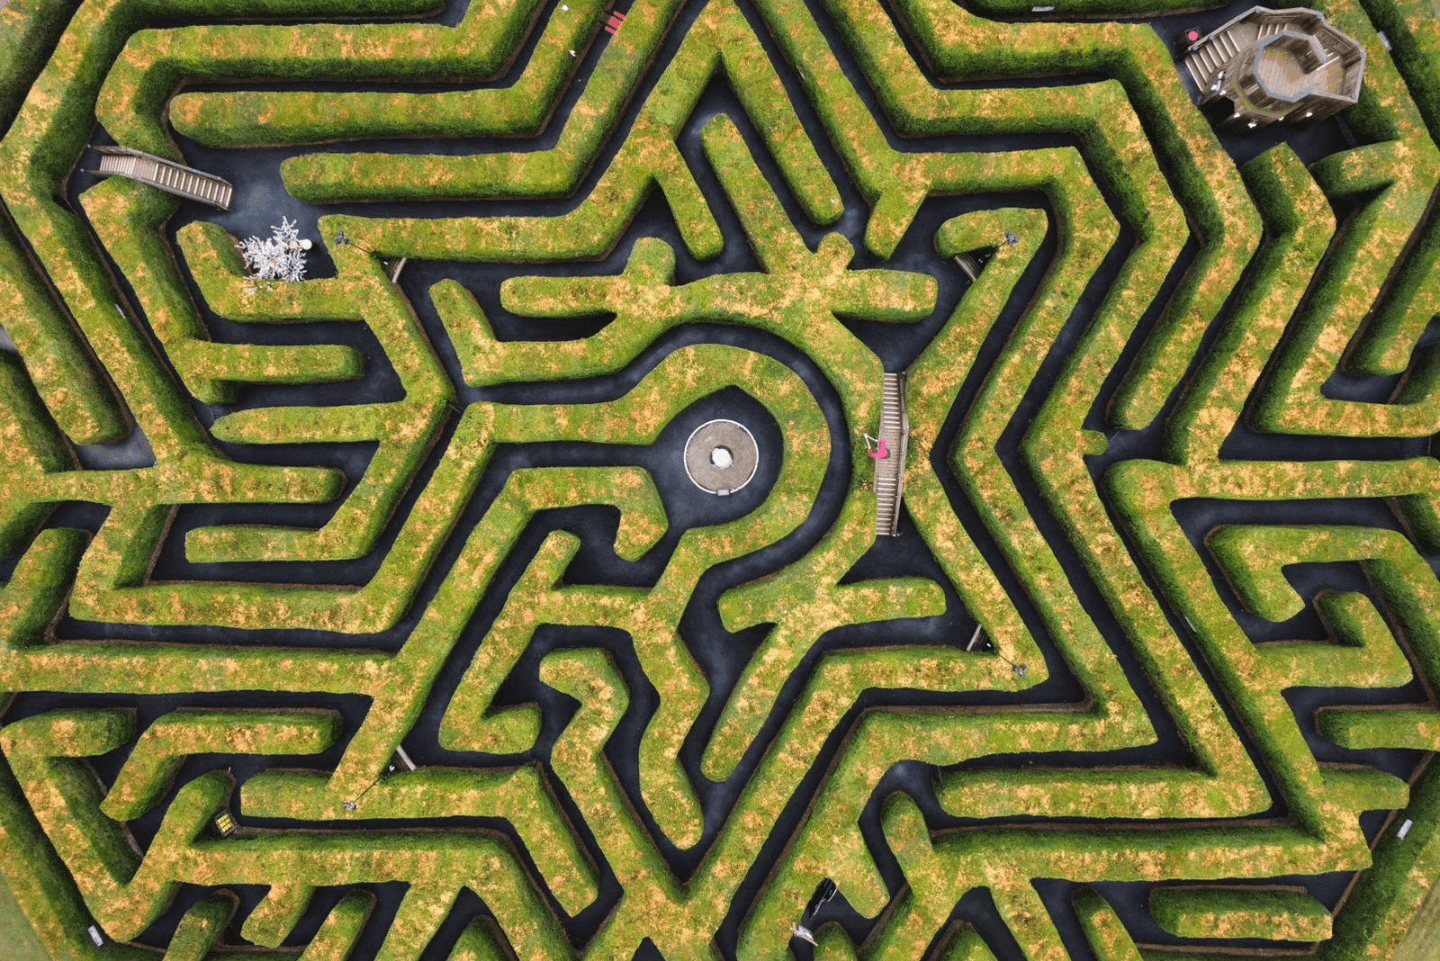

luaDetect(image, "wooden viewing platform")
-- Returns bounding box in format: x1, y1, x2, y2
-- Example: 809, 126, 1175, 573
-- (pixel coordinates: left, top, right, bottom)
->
1182, 6, 1365, 130
874, 371, 909, 537
90, 146, 233, 210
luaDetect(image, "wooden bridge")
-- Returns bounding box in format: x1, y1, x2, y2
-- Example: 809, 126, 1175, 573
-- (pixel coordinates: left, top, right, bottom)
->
91, 146, 233, 209
874, 371, 909, 537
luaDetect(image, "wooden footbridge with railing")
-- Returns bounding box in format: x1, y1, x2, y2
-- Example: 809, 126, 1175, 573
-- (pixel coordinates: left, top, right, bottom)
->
874, 371, 909, 537
89, 146, 233, 210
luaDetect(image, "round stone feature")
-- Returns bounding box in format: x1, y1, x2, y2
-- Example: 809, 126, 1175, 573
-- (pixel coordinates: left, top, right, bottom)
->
684, 420, 758, 495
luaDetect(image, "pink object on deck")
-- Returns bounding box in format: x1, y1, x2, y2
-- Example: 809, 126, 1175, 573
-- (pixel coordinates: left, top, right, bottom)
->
868, 439, 888, 460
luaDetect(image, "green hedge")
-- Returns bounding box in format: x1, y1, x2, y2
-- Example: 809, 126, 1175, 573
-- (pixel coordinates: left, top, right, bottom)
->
67, 406, 476, 633
1, 723, 576, 956
238, 764, 597, 921
876, 791, 1377, 941
0, 358, 75, 555
1075, 889, 1143, 961
951, 0, 1233, 17
1164, 145, 1331, 462
0, 529, 88, 648
0, 711, 147, 937
0, 0, 434, 446
0, 0, 123, 443
4, 0, 1438, 957
81, 183, 364, 406
1321, 760, 1440, 961
0, 0, 83, 137
166, 0, 572, 147
1345, 0, 1440, 376
1103, 460, 1440, 957
172, 221, 451, 568
278, 0, 688, 205
1150, 887, 1331, 942
820, 0, 1256, 427
1242, 0, 1440, 436
304, 0, 840, 261
161, 895, 234, 961
1320, 707, 1440, 751
104, 0, 539, 154
0, 751, 153, 961
392, 108, 950, 799
0, 205, 127, 447
100, 710, 340, 822
1105, 465, 1431, 831
437, 517, 643, 757
1252, 140, 1439, 437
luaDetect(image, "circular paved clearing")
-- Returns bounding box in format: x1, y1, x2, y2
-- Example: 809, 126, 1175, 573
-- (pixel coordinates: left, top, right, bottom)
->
684, 419, 759, 495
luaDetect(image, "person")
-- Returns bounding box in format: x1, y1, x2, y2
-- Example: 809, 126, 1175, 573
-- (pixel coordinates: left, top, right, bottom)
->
790, 878, 839, 946
864, 434, 888, 459
804, 879, 837, 919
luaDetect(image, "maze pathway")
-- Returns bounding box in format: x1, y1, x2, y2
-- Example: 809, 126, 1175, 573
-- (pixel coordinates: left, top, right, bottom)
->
1, 0, 1439, 959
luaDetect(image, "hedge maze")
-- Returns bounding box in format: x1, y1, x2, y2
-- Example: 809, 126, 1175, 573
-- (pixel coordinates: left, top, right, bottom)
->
2, 0, 1440, 957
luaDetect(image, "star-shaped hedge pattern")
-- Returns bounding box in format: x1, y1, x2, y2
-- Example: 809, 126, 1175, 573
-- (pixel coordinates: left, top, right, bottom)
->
1, 0, 1440, 958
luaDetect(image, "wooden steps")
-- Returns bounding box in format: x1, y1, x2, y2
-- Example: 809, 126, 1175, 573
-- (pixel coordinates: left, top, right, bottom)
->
874, 371, 908, 537
1186, 31, 1236, 88
92, 146, 233, 210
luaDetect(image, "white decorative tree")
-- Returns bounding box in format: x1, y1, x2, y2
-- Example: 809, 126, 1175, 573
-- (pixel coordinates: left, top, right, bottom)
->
239, 217, 310, 283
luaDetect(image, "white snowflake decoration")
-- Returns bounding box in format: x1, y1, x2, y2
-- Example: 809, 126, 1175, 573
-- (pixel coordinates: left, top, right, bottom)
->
239, 217, 308, 283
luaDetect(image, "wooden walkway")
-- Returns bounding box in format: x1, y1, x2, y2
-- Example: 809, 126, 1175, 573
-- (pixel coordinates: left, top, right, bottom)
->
874, 371, 909, 537
91, 146, 233, 209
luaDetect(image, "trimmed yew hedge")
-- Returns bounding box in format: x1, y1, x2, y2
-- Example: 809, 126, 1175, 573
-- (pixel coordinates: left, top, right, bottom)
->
0, 0, 82, 137
3, 0, 1439, 956
955, 0, 1221, 16
825, 0, 1257, 429
277, 0, 688, 205
1164, 145, 1331, 462
1150, 887, 1332, 942
103, 0, 542, 155
0, 752, 153, 961
1321, 761, 1440, 961
1357, 0, 1440, 141
0, 0, 433, 446
164, 0, 572, 147
0, 358, 75, 556
101, 710, 341, 822
1252, 139, 1438, 437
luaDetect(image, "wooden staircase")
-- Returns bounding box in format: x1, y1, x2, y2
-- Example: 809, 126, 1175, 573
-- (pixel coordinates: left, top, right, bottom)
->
92, 146, 233, 209
874, 371, 908, 537
1185, 28, 1244, 88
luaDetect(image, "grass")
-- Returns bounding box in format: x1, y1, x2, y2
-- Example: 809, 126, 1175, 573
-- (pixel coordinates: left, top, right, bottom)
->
1396, 879, 1440, 961
0, 874, 51, 961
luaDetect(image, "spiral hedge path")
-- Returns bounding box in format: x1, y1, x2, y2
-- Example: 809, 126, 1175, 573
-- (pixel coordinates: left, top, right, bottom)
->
2, 0, 1440, 958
